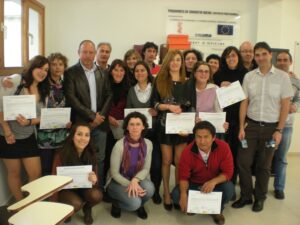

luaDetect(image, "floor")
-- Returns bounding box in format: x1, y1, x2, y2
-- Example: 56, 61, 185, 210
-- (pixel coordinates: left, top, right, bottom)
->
67, 155, 300, 225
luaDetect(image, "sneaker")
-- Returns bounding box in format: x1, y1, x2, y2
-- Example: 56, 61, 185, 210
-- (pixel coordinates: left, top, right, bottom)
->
136, 206, 148, 219
110, 204, 121, 218
274, 190, 285, 199
211, 214, 225, 225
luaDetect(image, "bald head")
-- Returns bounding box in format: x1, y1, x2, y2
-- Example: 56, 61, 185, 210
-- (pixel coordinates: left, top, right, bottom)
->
240, 41, 254, 66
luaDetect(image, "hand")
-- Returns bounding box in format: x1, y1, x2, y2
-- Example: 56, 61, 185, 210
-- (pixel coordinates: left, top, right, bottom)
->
4, 132, 16, 144
195, 117, 202, 124
94, 113, 105, 125
289, 104, 297, 113
66, 121, 72, 129
238, 128, 245, 141
179, 193, 188, 213
126, 178, 143, 198
2, 78, 13, 88
178, 131, 189, 137
201, 180, 216, 193
148, 108, 157, 117
109, 116, 119, 127
88, 171, 98, 185
16, 114, 30, 126
272, 131, 282, 149
169, 105, 182, 114
220, 81, 231, 87
223, 122, 229, 132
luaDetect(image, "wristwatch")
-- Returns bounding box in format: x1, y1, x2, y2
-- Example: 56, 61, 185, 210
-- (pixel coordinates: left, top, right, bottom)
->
275, 128, 283, 133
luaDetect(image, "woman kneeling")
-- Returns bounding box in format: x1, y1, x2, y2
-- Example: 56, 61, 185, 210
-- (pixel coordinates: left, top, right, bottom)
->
107, 112, 154, 219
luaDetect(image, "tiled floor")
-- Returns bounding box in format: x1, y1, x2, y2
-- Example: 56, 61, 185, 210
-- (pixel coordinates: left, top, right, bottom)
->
69, 155, 300, 225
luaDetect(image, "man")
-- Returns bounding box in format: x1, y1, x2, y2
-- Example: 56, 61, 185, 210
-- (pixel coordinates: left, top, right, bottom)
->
172, 121, 234, 225
95, 42, 112, 72
142, 42, 160, 76
273, 50, 300, 199
239, 41, 257, 71
64, 40, 112, 188
233, 42, 293, 212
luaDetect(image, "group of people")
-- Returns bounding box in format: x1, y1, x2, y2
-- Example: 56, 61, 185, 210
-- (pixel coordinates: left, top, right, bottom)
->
0, 39, 299, 225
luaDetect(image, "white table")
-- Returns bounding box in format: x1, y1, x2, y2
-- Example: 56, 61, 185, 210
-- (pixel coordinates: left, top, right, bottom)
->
8, 202, 74, 225
8, 175, 72, 212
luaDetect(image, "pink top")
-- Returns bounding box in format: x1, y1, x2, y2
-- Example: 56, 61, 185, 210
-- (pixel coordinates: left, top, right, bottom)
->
196, 84, 222, 113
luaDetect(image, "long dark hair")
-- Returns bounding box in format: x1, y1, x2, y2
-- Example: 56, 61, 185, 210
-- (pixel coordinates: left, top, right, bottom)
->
220, 46, 245, 71
108, 59, 131, 104
21, 55, 50, 104
133, 61, 154, 84
59, 123, 97, 167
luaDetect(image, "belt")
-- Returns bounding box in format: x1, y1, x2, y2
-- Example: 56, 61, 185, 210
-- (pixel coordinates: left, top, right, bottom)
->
246, 117, 278, 126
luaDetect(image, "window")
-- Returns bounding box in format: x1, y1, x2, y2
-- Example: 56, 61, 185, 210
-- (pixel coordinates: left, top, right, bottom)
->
0, 0, 45, 75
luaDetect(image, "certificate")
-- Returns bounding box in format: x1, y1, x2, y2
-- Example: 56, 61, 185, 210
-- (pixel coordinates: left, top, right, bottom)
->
39, 108, 71, 129
187, 190, 222, 214
165, 112, 195, 134
110, 120, 124, 140
124, 108, 152, 129
216, 81, 246, 108
56, 165, 92, 189
198, 112, 226, 133
3, 95, 36, 121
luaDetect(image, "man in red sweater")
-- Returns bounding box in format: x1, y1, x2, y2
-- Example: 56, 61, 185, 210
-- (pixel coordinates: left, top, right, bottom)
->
171, 121, 234, 225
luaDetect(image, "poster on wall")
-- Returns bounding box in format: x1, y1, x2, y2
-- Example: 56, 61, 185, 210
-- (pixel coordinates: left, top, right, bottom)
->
166, 9, 241, 57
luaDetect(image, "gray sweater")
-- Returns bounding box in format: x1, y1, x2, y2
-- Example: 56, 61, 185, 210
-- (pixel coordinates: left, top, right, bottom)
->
107, 137, 153, 187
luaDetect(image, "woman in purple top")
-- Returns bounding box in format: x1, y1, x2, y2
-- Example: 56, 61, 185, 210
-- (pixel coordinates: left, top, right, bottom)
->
106, 112, 154, 219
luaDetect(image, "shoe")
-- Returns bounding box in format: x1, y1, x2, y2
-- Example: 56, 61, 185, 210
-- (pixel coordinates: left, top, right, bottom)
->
211, 214, 225, 225
83, 204, 93, 225
136, 206, 148, 219
232, 198, 253, 208
163, 195, 173, 211
274, 190, 285, 200
152, 191, 162, 204
111, 204, 121, 218
163, 203, 173, 211
173, 203, 180, 210
252, 200, 264, 212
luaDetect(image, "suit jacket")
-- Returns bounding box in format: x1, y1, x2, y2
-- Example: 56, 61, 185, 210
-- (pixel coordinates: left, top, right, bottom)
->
64, 62, 112, 129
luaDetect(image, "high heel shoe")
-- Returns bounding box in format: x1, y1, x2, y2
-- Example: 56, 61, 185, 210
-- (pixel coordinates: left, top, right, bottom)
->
163, 195, 173, 211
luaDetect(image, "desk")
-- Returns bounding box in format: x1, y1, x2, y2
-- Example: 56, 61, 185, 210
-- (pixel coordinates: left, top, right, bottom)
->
8, 202, 74, 225
8, 175, 72, 212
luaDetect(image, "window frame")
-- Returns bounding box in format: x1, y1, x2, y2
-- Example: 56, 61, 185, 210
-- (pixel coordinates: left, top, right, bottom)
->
0, 0, 45, 76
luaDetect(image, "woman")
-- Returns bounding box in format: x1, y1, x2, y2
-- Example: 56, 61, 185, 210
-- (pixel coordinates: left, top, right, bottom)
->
124, 49, 142, 85
52, 123, 102, 224
186, 61, 228, 138
0, 55, 50, 201
126, 61, 162, 204
213, 46, 248, 193
38, 52, 70, 176
206, 54, 221, 77
104, 59, 131, 182
183, 49, 203, 79
152, 49, 190, 210
106, 112, 154, 219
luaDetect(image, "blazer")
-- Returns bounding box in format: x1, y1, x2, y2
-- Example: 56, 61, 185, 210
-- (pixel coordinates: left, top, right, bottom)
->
64, 62, 112, 129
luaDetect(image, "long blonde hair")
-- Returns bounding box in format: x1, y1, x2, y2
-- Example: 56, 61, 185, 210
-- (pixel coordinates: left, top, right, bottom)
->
155, 49, 186, 98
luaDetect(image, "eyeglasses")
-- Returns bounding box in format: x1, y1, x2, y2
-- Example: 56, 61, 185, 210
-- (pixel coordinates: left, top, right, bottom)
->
241, 50, 253, 54
195, 70, 209, 74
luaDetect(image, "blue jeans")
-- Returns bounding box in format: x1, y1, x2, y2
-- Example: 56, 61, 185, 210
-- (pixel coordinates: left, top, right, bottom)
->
171, 181, 234, 211
91, 127, 107, 189
273, 127, 293, 191
107, 179, 155, 211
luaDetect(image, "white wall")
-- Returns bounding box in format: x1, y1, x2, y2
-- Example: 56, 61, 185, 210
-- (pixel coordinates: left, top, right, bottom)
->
39, 0, 258, 65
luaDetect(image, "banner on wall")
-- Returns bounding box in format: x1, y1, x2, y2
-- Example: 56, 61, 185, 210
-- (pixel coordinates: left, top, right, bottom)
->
166, 9, 241, 57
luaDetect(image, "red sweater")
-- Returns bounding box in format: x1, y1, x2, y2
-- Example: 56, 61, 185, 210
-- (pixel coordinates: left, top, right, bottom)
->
179, 138, 233, 185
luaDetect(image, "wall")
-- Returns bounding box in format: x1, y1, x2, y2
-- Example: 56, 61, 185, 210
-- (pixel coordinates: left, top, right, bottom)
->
39, 0, 258, 65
